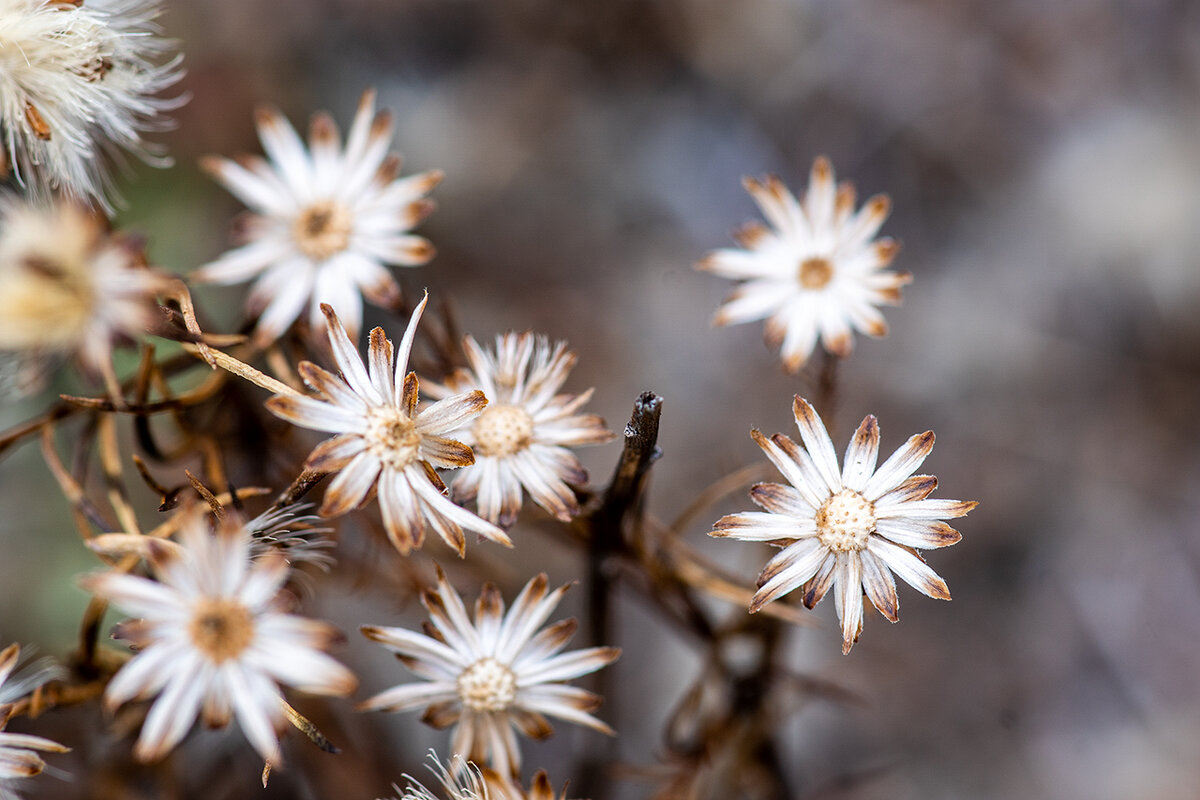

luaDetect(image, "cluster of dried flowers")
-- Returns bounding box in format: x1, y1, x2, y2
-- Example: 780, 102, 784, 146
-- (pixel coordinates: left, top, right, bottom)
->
0, 3, 975, 798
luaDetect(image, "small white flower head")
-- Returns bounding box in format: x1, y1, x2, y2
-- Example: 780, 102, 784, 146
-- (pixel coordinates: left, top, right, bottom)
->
383, 751, 489, 800
0, 197, 173, 381
78, 511, 358, 766
0, 644, 69, 799
265, 295, 512, 556
697, 157, 911, 372
0, 0, 184, 210
194, 88, 442, 346
710, 396, 977, 654
424, 332, 613, 527
359, 568, 621, 779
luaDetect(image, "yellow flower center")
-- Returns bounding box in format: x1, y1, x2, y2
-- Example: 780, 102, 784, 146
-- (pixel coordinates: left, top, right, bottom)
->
815, 489, 875, 552
457, 657, 517, 712
363, 406, 421, 470
293, 200, 353, 261
797, 256, 834, 290
188, 598, 255, 663
472, 403, 534, 458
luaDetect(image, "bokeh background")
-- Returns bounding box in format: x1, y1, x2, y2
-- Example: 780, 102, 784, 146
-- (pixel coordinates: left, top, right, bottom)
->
4, 1, 1200, 798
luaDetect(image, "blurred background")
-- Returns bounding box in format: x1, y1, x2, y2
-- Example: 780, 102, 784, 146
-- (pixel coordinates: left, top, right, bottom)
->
4, 1, 1200, 798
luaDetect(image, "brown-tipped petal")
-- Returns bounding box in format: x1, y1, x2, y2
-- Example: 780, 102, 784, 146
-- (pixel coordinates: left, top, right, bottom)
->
874, 519, 963, 550
308, 111, 339, 149
841, 414, 880, 492
420, 435, 474, 469
790, 396, 841, 490
801, 553, 837, 609
400, 371, 420, 418
265, 394, 362, 435
749, 538, 826, 612
874, 238, 902, 267
509, 708, 555, 740
0, 644, 18, 685
877, 474, 938, 504
318, 454, 381, 517
416, 389, 488, 435
877, 498, 978, 520
733, 220, 771, 248
421, 701, 461, 729
518, 646, 621, 685
836, 555, 864, 654
0, 749, 46, 777
862, 431, 936, 501
475, 582, 507, 639
403, 198, 437, 228
834, 182, 857, 221
710, 511, 805, 541
860, 551, 899, 622
297, 361, 363, 410
748, 482, 815, 518
866, 537, 951, 600
304, 433, 366, 473
146, 536, 185, 573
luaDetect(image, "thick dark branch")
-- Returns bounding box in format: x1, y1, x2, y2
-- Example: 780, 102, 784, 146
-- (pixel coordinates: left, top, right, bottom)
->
593, 390, 663, 536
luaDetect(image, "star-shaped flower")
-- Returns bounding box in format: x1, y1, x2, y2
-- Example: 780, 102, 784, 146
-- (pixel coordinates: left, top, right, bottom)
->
78, 512, 357, 766
359, 568, 620, 779
265, 296, 512, 555
710, 396, 976, 653
194, 89, 441, 344
697, 157, 911, 371
424, 332, 613, 527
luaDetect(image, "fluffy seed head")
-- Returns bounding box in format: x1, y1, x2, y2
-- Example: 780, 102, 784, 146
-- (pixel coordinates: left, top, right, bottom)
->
0, 0, 185, 210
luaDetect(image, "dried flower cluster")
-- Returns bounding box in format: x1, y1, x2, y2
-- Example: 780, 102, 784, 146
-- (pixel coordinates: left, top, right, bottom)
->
0, 7, 978, 797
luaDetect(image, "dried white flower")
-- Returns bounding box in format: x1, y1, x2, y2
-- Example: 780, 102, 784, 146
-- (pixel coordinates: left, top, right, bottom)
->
0, 644, 69, 800
195, 89, 441, 345
698, 157, 910, 371
79, 512, 358, 766
265, 296, 512, 556
0, 0, 184, 209
360, 568, 620, 779
0, 197, 176, 393
425, 332, 613, 527
710, 396, 976, 653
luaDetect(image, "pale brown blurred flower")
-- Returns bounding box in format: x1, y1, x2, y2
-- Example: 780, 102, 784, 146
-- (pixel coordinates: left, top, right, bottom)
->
79, 512, 357, 766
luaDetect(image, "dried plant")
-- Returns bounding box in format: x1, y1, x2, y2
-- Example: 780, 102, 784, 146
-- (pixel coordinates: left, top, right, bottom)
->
0, 6, 995, 800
